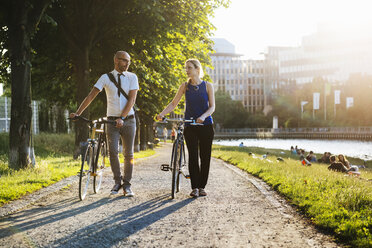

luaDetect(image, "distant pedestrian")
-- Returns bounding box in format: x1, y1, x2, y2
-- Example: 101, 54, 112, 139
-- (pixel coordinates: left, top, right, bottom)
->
163, 127, 168, 143
171, 127, 176, 142
239, 142, 244, 147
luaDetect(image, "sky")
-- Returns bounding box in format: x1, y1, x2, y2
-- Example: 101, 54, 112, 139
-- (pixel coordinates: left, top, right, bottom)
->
211, 0, 372, 59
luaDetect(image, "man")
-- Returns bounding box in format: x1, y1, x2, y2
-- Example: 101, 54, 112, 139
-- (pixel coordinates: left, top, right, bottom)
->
70, 51, 138, 197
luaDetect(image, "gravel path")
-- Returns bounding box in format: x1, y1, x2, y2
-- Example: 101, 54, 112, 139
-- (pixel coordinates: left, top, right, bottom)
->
0, 144, 341, 247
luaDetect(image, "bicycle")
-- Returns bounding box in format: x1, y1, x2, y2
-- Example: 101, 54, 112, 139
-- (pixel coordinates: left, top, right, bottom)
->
159, 118, 202, 199
70, 116, 116, 200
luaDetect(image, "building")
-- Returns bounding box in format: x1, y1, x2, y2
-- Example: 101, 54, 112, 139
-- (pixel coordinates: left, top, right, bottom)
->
208, 38, 267, 113
278, 23, 372, 85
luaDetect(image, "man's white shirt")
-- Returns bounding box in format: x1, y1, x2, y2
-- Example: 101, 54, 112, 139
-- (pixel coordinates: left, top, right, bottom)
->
94, 69, 139, 117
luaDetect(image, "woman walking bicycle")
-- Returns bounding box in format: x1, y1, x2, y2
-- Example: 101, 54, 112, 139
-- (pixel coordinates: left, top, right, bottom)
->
157, 59, 215, 198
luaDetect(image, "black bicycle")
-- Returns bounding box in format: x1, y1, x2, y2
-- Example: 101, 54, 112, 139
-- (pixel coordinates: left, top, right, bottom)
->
160, 118, 202, 199
70, 116, 116, 200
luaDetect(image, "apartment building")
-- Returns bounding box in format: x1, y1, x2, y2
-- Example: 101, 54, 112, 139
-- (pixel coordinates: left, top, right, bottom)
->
208, 38, 267, 113
278, 23, 372, 85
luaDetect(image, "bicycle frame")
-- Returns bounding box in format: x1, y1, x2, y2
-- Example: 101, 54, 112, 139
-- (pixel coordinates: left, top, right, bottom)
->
70, 116, 115, 200
160, 118, 201, 198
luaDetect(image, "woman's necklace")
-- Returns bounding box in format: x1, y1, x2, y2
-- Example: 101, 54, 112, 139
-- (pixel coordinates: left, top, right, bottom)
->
190, 80, 201, 91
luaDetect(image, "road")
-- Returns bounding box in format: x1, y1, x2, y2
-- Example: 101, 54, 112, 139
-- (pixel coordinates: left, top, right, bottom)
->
0, 144, 341, 247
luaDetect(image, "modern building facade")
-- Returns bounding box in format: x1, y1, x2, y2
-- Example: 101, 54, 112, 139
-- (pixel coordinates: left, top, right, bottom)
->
278, 23, 372, 85
208, 38, 267, 113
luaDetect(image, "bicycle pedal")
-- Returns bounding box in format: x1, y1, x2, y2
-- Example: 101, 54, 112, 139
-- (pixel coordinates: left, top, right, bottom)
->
161, 164, 170, 171
185, 174, 190, 179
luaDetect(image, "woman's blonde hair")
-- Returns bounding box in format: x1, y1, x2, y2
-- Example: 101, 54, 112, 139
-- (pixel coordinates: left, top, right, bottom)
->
186, 59, 204, 79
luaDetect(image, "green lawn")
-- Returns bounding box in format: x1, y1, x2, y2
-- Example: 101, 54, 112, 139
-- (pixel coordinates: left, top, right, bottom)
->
212, 145, 372, 247
0, 133, 155, 206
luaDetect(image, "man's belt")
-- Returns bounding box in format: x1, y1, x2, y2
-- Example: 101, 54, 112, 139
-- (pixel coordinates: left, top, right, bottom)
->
107, 115, 134, 121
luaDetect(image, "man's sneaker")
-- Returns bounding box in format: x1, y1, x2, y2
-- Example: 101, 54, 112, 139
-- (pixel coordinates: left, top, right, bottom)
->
111, 183, 122, 195
124, 187, 135, 197
190, 188, 199, 198
199, 188, 207, 196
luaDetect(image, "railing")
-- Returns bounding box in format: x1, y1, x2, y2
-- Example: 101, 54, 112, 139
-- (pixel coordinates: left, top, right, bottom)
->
215, 126, 372, 140
218, 126, 372, 134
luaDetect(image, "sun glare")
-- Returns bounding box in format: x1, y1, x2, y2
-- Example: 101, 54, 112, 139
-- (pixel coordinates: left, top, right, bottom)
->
212, 0, 372, 59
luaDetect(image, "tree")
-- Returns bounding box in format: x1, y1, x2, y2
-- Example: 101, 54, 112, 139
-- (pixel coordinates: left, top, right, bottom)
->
31, 0, 229, 151
214, 90, 250, 128
0, 0, 50, 169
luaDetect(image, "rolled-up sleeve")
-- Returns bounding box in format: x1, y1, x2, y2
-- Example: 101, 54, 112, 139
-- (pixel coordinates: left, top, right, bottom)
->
94, 74, 107, 92
129, 74, 139, 91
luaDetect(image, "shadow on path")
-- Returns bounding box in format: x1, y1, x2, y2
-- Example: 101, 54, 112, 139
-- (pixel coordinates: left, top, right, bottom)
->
51, 194, 194, 247
0, 196, 121, 238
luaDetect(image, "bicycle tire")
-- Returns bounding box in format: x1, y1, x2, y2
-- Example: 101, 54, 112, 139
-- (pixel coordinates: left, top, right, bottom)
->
79, 144, 94, 200
176, 142, 184, 193
171, 140, 180, 199
93, 135, 105, 193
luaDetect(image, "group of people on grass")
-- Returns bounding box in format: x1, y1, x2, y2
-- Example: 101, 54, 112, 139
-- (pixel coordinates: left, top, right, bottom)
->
291, 146, 361, 175
70, 51, 215, 198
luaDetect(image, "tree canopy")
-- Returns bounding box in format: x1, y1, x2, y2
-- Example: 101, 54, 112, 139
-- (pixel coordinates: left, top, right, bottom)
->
1, 0, 230, 164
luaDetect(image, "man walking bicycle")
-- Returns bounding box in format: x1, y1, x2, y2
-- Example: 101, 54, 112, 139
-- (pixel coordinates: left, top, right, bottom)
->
70, 51, 139, 197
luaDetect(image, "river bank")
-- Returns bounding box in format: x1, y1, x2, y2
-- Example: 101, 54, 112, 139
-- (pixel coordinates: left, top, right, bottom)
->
214, 138, 372, 162
212, 145, 372, 247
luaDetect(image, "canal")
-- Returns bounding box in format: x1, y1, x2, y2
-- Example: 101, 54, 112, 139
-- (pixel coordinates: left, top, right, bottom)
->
214, 138, 372, 161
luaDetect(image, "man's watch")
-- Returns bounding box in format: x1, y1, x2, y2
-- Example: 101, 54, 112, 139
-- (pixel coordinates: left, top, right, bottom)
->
120, 116, 126, 121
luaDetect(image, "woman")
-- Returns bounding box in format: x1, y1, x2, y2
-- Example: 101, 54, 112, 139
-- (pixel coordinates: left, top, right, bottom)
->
338, 154, 350, 169
157, 59, 215, 198
338, 154, 359, 172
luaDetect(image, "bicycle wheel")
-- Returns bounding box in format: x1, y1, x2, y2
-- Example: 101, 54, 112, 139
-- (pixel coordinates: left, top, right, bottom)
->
79, 144, 94, 200
171, 140, 180, 199
93, 136, 106, 193
176, 142, 184, 193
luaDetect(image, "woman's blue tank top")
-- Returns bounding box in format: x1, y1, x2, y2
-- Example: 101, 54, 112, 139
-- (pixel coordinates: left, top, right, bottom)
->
185, 81, 213, 125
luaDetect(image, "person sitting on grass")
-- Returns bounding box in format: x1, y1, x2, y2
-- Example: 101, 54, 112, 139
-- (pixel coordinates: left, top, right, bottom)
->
338, 154, 359, 173
306, 151, 317, 162
299, 149, 311, 166
328, 155, 348, 173
328, 155, 360, 176
318, 152, 331, 164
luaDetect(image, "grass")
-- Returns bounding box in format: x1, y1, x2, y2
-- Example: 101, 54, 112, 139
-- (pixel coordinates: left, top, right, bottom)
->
0, 133, 155, 206
212, 145, 372, 248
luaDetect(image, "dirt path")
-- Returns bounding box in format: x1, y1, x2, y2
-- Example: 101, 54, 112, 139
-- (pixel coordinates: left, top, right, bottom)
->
0, 144, 341, 247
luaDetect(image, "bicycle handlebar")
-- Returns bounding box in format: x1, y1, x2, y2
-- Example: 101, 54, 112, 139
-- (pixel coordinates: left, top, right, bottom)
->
68, 115, 116, 125
160, 117, 203, 126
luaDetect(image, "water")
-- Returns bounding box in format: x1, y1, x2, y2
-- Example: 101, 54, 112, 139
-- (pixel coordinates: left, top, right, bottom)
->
214, 139, 372, 161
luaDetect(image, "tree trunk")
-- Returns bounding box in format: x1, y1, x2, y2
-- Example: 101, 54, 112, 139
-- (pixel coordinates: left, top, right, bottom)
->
8, 1, 33, 169
134, 115, 140, 152
139, 117, 147, 151
146, 120, 154, 149
38, 101, 50, 132
72, 47, 90, 158
56, 105, 67, 133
